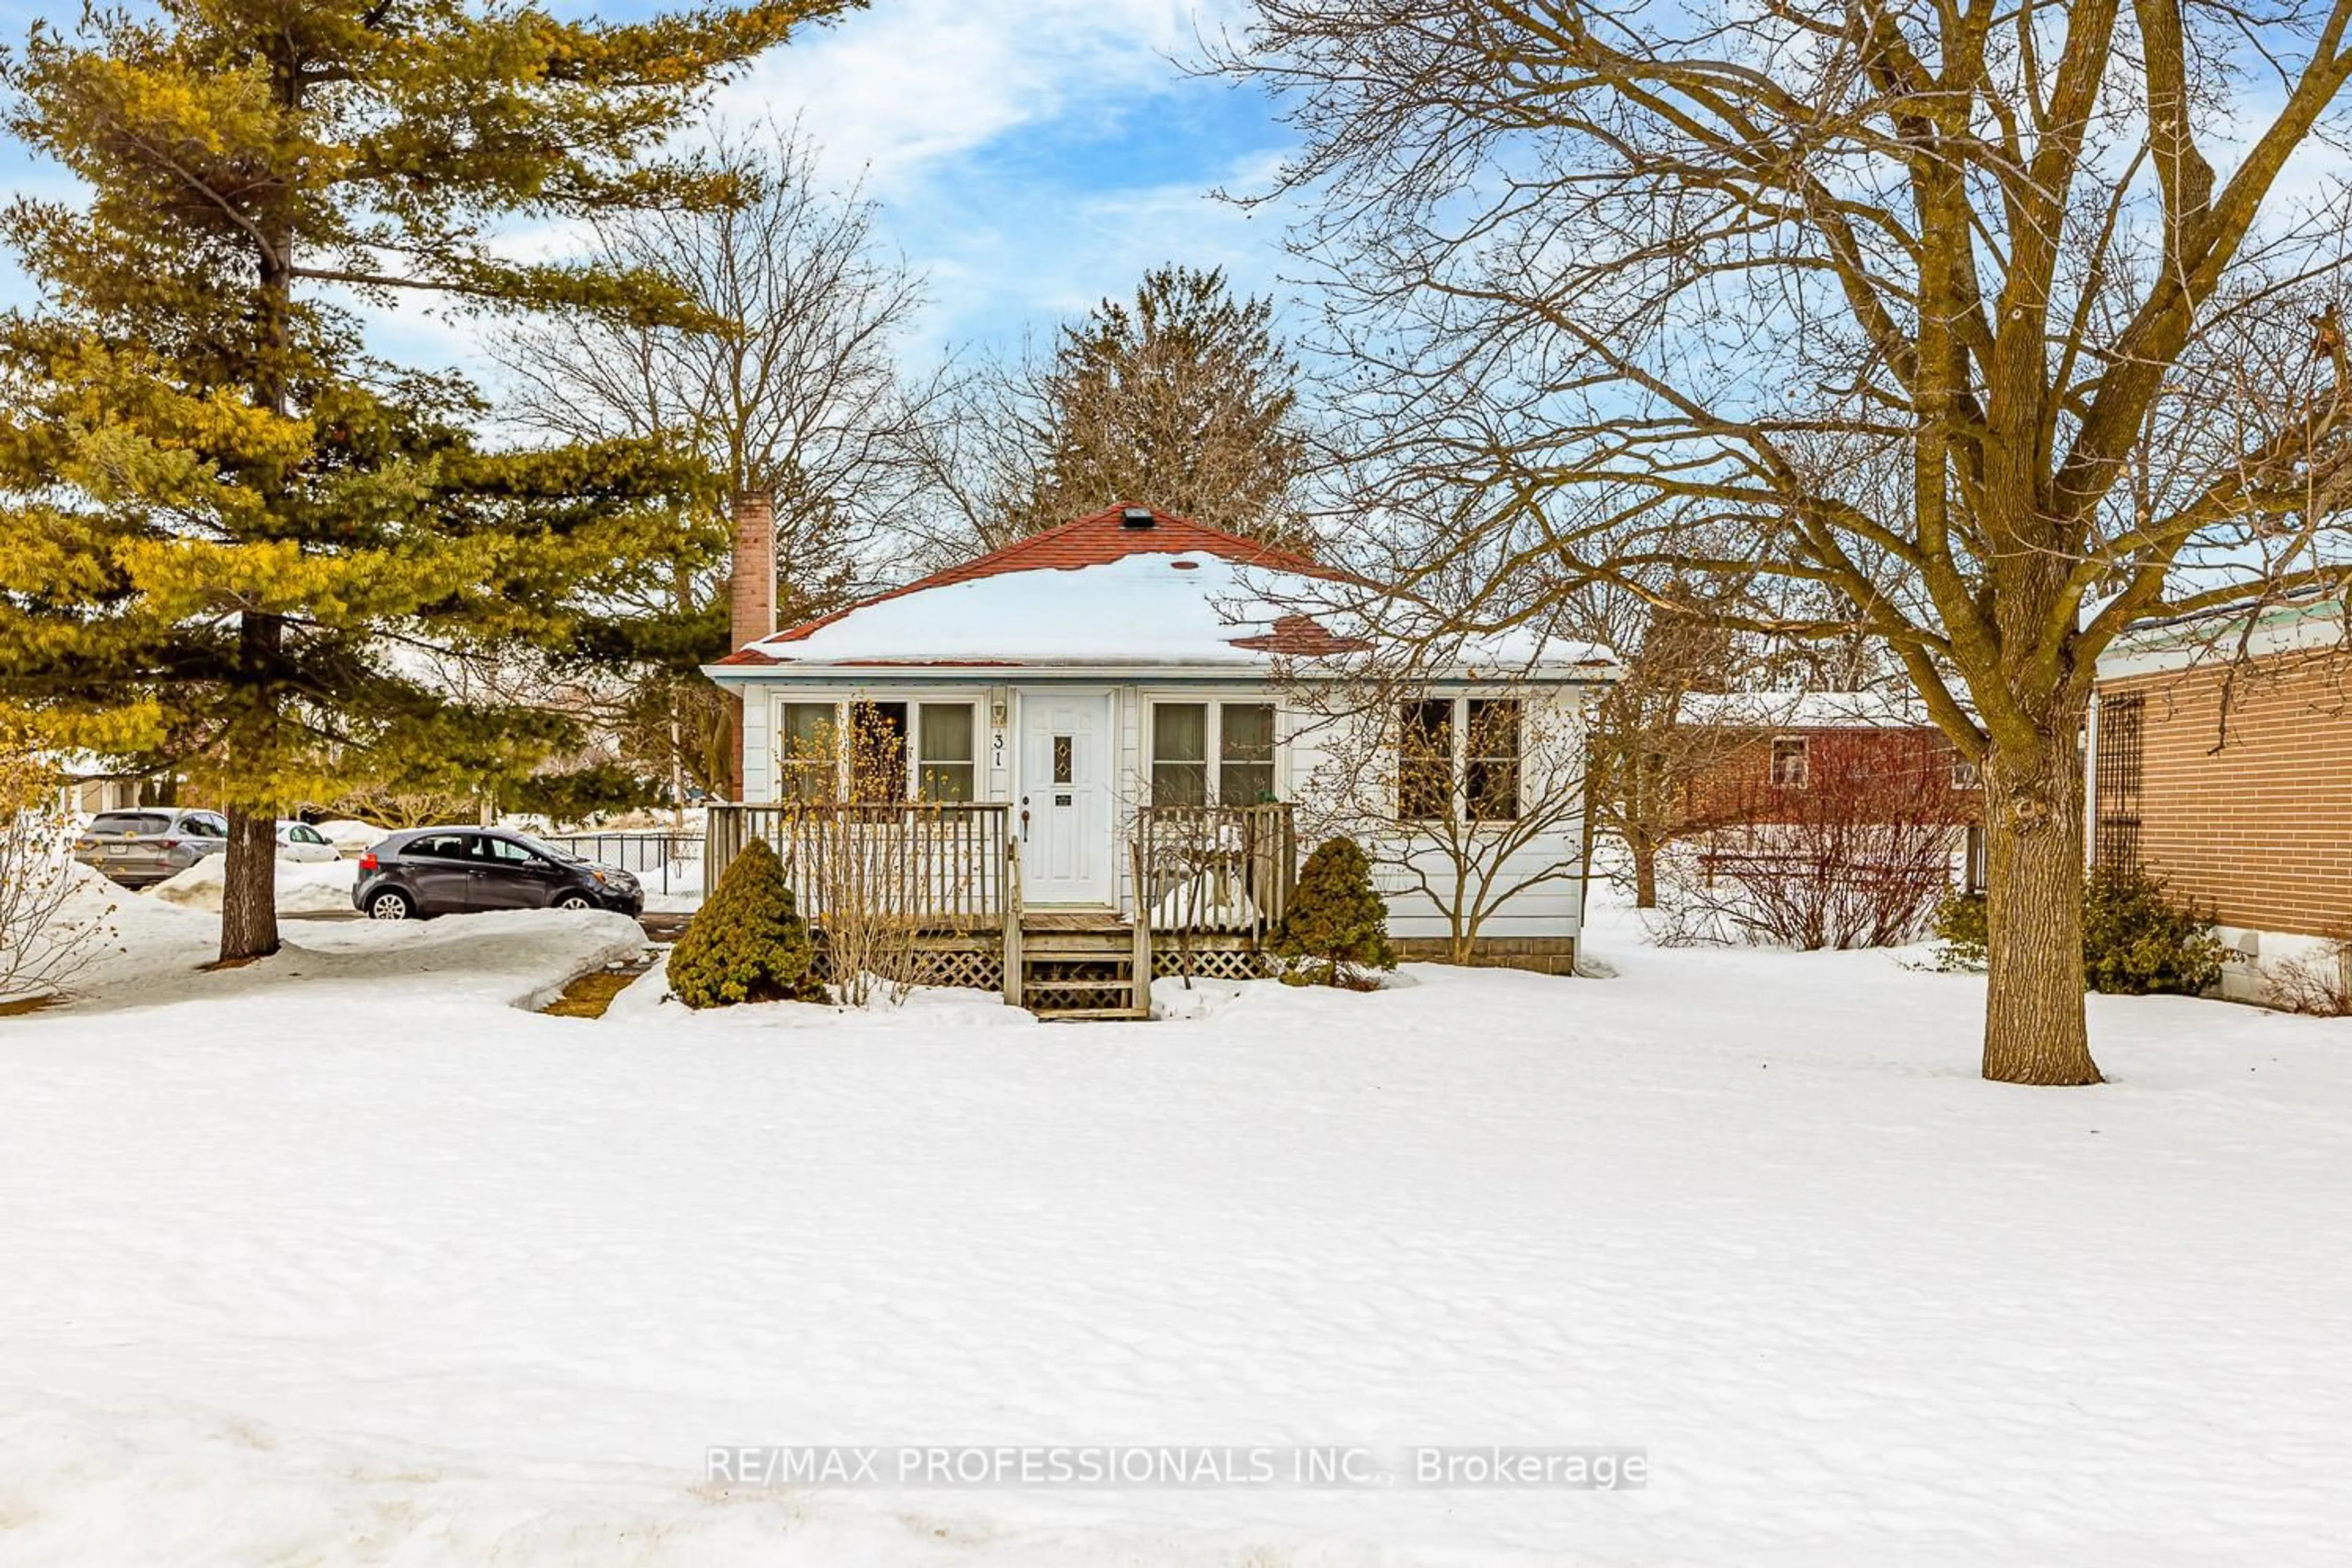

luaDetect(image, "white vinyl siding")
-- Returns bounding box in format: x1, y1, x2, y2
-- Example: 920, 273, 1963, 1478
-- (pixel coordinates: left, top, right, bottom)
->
732, 676, 1600, 940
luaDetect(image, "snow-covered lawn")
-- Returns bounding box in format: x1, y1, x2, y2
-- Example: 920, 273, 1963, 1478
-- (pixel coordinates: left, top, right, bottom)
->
4, 901, 2350, 1565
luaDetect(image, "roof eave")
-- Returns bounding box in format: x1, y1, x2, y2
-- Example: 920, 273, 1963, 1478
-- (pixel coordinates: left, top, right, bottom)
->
704, 657, 1623, 684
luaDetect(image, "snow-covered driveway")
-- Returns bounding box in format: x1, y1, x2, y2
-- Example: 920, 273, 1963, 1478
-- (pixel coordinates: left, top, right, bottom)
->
3, 904, 2350, 1565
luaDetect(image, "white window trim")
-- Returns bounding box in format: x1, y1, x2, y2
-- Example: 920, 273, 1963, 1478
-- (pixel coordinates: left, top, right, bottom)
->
1145, 696, 1283, 807
1396, 694, 1526, 823
772, 695, 984, 802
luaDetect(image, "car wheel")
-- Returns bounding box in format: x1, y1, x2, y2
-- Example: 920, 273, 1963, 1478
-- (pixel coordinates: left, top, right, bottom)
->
552, 891, 596, 911
365, 889, 416, 921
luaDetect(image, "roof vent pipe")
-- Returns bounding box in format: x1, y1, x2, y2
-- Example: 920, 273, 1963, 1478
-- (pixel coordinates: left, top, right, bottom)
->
1119, 506, 1156, 529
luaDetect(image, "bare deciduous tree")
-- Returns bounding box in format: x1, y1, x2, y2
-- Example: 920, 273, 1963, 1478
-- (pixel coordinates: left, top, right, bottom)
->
493, 118, 943, 801
1297, 665, 1594, 963
1569, 581, 1765, 907
1221, 0, 2352, 1084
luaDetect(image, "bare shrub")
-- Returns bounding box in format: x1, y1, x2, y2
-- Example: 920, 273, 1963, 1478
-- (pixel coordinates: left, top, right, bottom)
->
2265, 938, 2352, 1017
775, 710, 925, 1006
1660, 733, 1969, 950
1, 756, 115, 1001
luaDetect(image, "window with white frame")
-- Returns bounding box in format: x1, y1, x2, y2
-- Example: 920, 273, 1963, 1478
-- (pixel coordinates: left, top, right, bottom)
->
1464, 698, 1521, 821
849, 700, 910, 802
917, 703, 976, 801
1149, 701, 1279, 807
774, 698, 982, 803
1770, 735, 1809, 788
1398, 696, 1525, 823
1397, 698, 1453, 821
777, 702, 837, 802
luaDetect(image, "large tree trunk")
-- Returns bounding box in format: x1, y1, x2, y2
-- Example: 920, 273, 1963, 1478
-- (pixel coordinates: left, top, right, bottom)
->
1981, 726, 2100, 1085
219, 610, 283, 963
219, 806, 281, 962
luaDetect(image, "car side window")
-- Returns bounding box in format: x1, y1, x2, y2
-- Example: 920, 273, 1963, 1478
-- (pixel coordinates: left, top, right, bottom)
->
295, 826, 326, 845
407, 833, 473, 861
181, 815, 226, 838
477, 837, 542, 866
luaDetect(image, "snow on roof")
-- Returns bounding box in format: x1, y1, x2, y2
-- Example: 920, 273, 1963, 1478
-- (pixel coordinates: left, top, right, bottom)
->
2097, 593, 2349, 680
729, 551, 1349, 668
1676, 690, 1932, 729
714, 505, 1616, 675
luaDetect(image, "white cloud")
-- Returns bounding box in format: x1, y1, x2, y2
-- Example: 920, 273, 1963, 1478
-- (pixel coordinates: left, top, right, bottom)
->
701, 2, 1294, 356
909, 151, 1301, 353
722, 0, 1249, 193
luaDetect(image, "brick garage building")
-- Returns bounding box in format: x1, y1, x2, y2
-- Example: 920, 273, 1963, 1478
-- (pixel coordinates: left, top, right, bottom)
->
1675, 692, 1984, 884
2090, 597, 2352, 996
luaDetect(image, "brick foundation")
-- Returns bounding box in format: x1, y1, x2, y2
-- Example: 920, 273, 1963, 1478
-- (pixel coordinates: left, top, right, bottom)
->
1393, 935, 1580, 976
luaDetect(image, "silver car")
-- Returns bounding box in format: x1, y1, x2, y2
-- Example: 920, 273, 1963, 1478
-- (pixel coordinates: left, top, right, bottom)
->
72, 808, 232, 888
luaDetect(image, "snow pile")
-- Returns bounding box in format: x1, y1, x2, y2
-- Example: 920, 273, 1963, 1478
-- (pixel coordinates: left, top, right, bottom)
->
1145, 972, 1256, 1020
5, 903, 2352, 1562
5, 859, 216, 1003
1147, 881, 1259, 930
145, 853, 358, 916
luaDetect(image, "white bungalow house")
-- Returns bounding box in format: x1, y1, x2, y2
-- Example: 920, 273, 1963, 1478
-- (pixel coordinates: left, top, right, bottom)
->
701, 502, 1618, 1015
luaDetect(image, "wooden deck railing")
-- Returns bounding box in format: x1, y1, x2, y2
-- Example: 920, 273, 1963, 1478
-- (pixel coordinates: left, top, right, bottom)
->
1132, 803, 1296, 941
704, 801, 1015, 929
703, 800, 1297, 951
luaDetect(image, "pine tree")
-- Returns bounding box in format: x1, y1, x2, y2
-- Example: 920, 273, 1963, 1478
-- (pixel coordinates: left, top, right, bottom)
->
667, 838, 821, 1008
1011, 265, 1309, 546
1271, 836, 1396, 987
0, 0, 852, 962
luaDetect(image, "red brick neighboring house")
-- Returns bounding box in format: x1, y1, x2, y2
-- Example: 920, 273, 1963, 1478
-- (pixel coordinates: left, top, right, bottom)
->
2090, 596, 2352, 995
1674, 692, 1984, 884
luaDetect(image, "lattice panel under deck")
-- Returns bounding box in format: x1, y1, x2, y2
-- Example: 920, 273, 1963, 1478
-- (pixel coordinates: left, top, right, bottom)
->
914, 948, 1005, 992
1151, 947, 1278, 982
809, 944, 1003, 993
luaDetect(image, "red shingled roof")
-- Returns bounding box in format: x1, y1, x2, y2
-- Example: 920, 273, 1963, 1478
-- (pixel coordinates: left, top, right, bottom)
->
1227, 614, 1374, 657
715, 505, 1354, 666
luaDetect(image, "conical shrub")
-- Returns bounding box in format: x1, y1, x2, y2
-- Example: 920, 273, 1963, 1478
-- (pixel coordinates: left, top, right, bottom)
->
668, 837, 823, 1008
1270, 835, 1395, 987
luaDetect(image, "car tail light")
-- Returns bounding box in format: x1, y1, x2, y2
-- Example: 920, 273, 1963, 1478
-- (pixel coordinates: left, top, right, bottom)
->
358, 851, 377, 872
157, 838, 181, 850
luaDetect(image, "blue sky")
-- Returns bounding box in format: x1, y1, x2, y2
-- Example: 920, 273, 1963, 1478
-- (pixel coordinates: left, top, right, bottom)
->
0, 1, 1297, 378
717, 0, 1295, 360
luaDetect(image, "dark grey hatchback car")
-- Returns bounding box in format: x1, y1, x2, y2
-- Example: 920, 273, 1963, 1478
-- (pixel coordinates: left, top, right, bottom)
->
352, 827, 643, 920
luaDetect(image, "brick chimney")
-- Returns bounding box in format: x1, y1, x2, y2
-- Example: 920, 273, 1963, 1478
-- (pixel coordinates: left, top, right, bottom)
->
729, 489, 776, 650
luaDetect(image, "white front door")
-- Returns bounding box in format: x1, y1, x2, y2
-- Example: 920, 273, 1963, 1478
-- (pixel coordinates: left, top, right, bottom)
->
1019, 690, 1114, 905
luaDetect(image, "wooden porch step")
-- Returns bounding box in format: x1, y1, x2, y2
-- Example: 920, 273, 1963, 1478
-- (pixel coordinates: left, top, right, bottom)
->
1036, 1006, 1150, 1022
1020, 937, 1137, 957
1021, 908, 1129, 932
